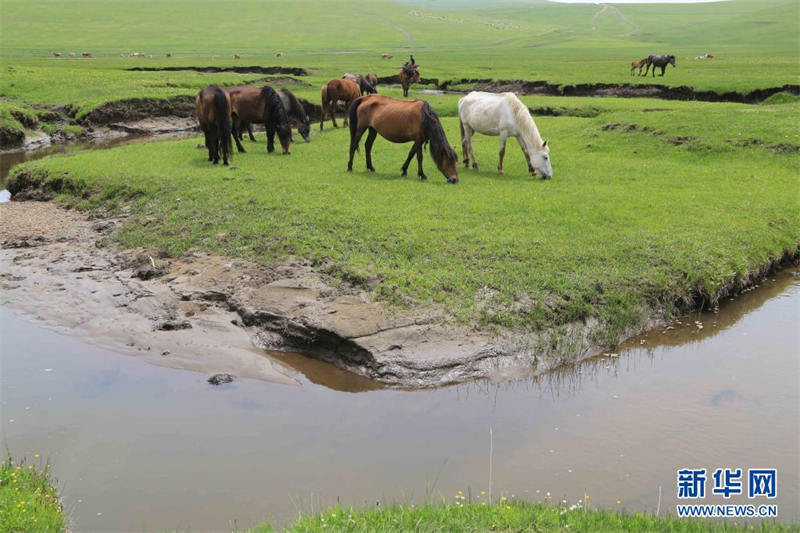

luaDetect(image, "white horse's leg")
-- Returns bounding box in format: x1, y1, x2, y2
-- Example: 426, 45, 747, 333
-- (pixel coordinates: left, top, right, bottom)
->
498, 133, 508, 175
460, 119, 470, 168
467, 127, 478, 170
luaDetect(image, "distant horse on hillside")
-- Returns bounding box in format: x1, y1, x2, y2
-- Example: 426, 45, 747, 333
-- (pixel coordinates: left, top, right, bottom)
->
644, 54, 676, 77
320, 78, 361, 130
630, 57, 649, 76
347, 95, 459, 184
195, 84, 233, 165
228, 85, 292, 154
342, 73, 378, 94
398, 64, 420, 97
236, 88, 311, 143
458, 91, 552, 179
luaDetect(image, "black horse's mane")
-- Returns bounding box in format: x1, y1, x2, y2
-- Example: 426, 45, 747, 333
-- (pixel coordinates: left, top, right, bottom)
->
279, 88, 309, 125
420, 102, 456, 169
260, 85, 291, 139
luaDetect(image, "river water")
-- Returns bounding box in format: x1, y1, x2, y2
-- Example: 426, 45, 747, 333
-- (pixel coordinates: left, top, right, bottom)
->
2, 266, 797, 530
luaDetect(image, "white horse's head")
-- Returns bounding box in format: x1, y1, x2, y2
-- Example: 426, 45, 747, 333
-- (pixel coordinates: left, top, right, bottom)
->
526, 140, 552, 179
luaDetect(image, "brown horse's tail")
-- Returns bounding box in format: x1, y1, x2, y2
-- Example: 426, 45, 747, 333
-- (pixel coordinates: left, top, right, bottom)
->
213, 88, 232, 162
348, 96, 364, 153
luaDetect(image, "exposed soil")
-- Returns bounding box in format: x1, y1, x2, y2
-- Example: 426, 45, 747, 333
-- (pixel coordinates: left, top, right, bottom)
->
80, 96, 196, 125
436, 79, 799, 104
126, 65, 309, 76
3, 195, 796, 388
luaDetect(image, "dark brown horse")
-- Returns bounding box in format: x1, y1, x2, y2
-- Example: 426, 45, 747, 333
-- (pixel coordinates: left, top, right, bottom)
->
630, 57, 649, 76
365, 73, 378, 89
320, 78, 361, 130
195, 84, 233, 165
347, 95, 458, 184
398, 64, 419, 97
228, 85, 292, 154
235, 88, 311, 143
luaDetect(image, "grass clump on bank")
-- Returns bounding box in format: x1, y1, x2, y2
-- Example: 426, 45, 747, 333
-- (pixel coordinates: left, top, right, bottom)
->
0, 456, 66, 533
249, 502, 797, 532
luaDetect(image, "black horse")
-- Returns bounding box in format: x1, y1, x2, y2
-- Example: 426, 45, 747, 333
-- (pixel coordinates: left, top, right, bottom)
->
237, 88, 311, 143
644, 55, 676, 77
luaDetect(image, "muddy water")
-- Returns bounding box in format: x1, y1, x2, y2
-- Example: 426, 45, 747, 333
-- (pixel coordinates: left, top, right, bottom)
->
2, 266, 797, 531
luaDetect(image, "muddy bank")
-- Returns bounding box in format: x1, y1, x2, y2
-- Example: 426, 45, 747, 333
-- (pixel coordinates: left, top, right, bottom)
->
435, 79, 800, 104
79, 95, 195, 125
2, 198, 797, 388
126, 65, 308, 76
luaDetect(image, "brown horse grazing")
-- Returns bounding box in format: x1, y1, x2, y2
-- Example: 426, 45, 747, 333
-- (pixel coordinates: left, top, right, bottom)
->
630, 57, 649, 76
365, 73, 378, 89
228, 86, 292, 154
195, 84, 233, 165
398, 64, 419, 97
347, 95, 459, 184
320, 78, 361, 130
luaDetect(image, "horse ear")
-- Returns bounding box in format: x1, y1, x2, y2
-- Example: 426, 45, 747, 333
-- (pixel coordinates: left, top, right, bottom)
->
543, 139, 548, 148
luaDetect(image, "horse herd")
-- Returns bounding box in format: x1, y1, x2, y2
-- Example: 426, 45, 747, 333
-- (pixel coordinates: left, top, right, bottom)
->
195, 64, 552, 183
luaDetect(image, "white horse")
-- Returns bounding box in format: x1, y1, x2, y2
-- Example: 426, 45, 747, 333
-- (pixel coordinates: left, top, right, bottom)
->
458, 91, 552, 179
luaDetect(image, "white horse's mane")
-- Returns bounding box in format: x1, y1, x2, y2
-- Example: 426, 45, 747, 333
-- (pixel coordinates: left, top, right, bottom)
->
504, 93, 545, 150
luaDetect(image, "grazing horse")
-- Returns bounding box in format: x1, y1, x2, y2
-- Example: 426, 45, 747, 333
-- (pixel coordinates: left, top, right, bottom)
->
458, 91, 552, 179
630, 57, 649, 76
347, 95, 459, 184
381, 53, 393, 60
398, 64, 419, 97
236, 88, 311, 143
343, 73, 378, 94
644, 54, 676, 77
365, 73, 378, 89
195, 84, 233, 165
320, 78, 361, 130
228, 86, 292, 154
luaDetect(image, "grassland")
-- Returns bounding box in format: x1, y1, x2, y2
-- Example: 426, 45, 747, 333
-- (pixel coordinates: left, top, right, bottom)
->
0, 456, 66, 533
3, 0, 800, 351
10, 93, 799, 346
250, 502, 799, 532
0, 0, 798, 118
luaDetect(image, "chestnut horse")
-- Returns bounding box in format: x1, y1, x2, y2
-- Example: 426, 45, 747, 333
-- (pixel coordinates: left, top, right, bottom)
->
228, 85, 292, 154
630, 57, 649, 76
320, 78, 361, 130
195, 84, 233, 165
398, 64, 419, 97
347, 95, 458, 184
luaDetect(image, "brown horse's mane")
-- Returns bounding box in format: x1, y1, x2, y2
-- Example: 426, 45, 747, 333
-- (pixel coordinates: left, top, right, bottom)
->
420, 102, 457, 170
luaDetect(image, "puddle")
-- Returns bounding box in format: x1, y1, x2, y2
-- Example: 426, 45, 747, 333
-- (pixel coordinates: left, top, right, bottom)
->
2, 268, 797, 530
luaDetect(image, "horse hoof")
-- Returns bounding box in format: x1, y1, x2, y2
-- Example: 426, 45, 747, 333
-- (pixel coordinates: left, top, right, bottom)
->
498, 170, 504, 176
238, 149, 246, 153
419, 174, 427, 181
472, 164, 479, 170
367, 167, 375, 172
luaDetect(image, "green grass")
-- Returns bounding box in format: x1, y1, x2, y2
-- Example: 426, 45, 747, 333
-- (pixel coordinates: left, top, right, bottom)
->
0, 0, 798, 117
11, 94, 799, 347
0, 456, 66, 533
247, 502, 799, 532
